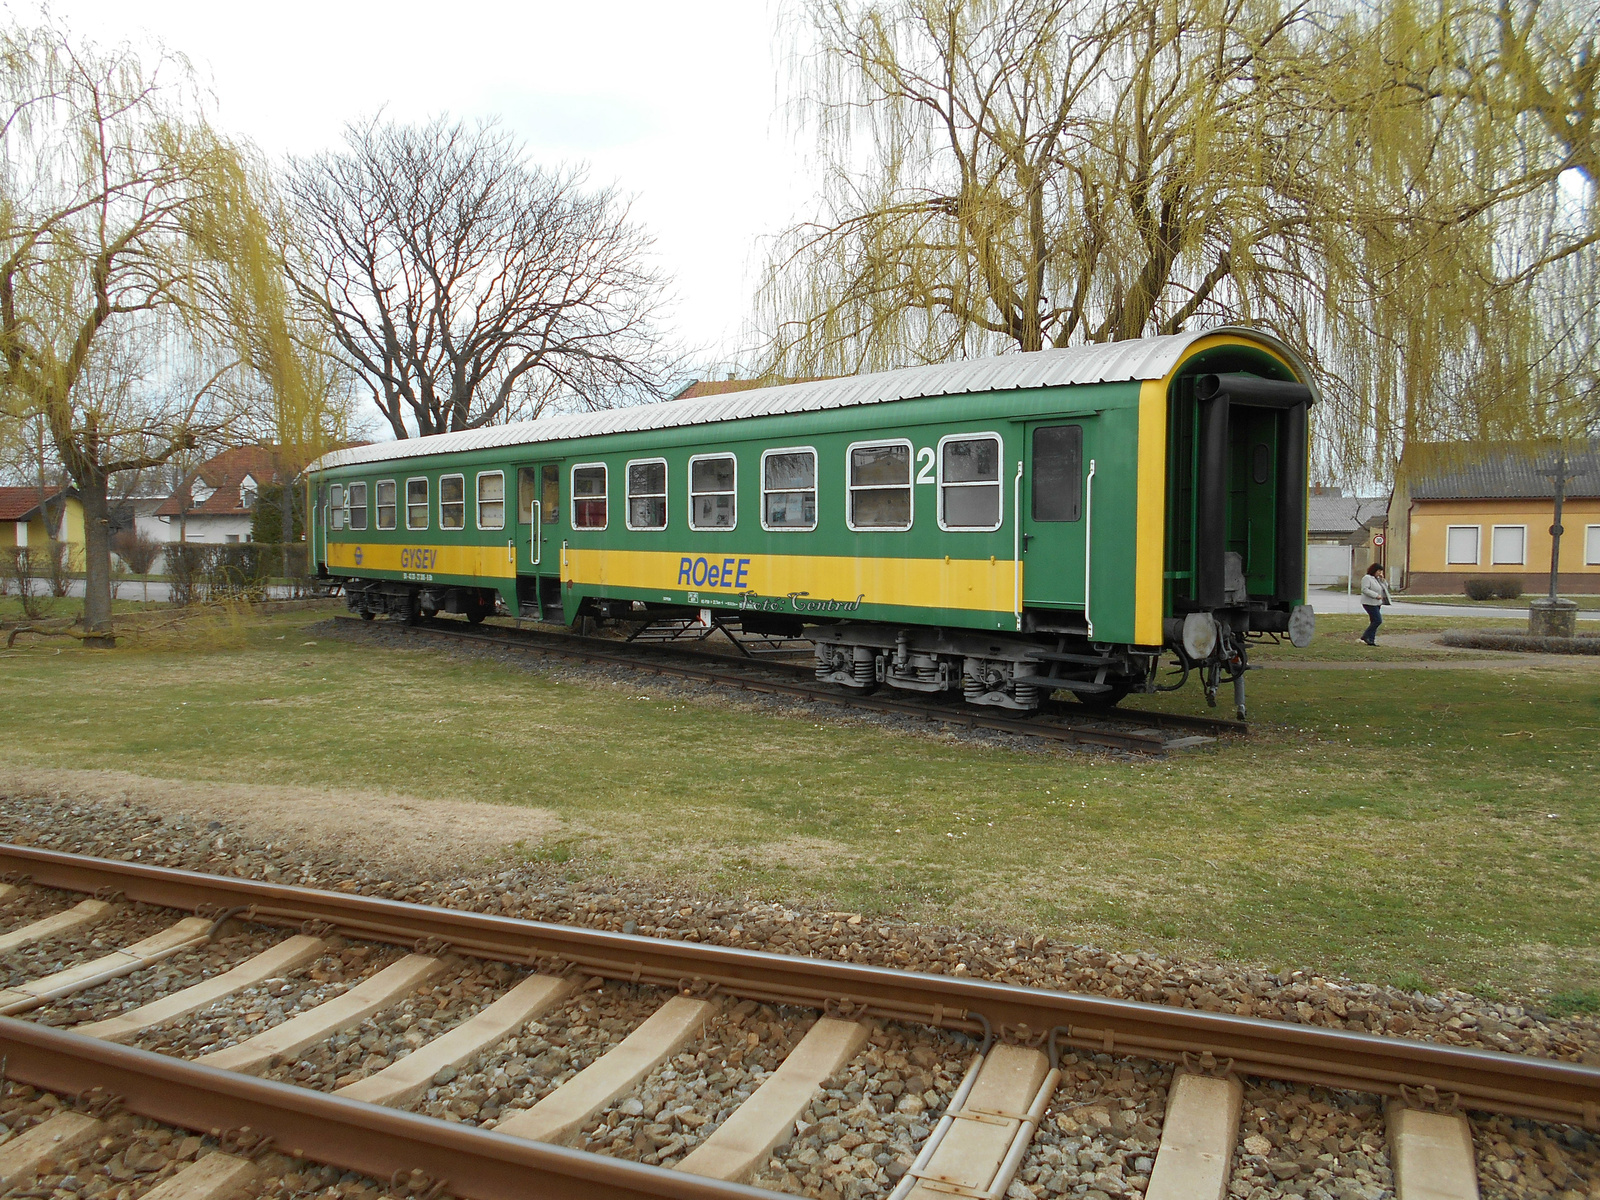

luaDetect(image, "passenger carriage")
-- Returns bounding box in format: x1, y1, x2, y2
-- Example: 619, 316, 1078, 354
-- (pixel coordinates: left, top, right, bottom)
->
305, 327, 1318, 718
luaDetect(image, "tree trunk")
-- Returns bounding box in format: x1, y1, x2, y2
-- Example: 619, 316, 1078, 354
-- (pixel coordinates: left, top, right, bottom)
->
79, 471, 115, 643
79, 475, 112, 632
280, 477, 293, 591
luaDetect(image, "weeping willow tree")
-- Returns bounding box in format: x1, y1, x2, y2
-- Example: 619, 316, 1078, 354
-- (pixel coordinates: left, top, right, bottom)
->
759, 0, 1597, 481
0, 22, 343, 638
1306, 0, 1598, 476
204, 150, 356, 575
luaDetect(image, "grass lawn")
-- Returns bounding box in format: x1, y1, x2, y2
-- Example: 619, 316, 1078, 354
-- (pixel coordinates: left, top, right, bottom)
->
0, 595, 173, 622
0, 606, 1595, 1005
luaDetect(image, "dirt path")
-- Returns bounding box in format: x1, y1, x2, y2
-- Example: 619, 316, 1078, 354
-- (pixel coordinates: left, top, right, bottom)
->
0, 765, 564, 873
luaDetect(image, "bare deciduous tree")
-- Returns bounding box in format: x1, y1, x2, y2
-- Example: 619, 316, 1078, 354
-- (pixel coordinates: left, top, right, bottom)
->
289, 116, 679, 440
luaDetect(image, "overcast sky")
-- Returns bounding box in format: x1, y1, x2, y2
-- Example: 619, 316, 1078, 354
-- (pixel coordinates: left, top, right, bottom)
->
40, 0, 812, 375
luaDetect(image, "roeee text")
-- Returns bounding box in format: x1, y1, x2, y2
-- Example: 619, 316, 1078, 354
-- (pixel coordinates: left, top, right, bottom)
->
678, 556, 751, 589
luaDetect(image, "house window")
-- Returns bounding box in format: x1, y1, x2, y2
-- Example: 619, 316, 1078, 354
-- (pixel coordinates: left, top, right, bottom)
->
476, 472, 504, 530
847, 440, 912, 530
938, 434, 1003, 530
689, 454, 737, 530
225, 534, 240, 543
1445, 525, 1480, 565
1490, 525, 1526, 566
761, 448, 816, 530
240, 474, 258, 509
1587, 525, 1600, 567
1032, 425, 1083, 522
572, 464, 607, 529
626, 459, 668, 531
376, 480, 397, 530
406, 478, 429, 530
439, 475, 466, 530
347, 482, 368, 531
329, 483, 345, 531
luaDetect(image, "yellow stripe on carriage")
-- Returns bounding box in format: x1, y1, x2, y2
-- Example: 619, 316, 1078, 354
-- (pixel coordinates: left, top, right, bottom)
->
561, 548, 1022, 616
325, 541, 517, 579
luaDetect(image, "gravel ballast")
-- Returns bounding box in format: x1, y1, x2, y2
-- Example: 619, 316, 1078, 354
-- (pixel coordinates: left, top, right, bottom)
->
0, 790, 1596, 1198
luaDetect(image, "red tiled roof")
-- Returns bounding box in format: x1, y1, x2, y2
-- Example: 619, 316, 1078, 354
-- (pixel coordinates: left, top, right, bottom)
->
155, 445, 283, 518
0, 485, 71, 522
672, 375, 831, 400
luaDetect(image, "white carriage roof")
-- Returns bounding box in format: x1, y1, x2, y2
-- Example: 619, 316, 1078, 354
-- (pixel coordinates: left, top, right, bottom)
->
308, 325, 1311, 473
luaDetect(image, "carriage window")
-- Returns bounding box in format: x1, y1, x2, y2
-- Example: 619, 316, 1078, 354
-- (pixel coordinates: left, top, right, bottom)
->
476, 472, 505, 529
1251, 442, 1272, 485
518, 467, 537, 523
848, 441, 912, 529
627, 459, 668, 530
329, 484, 345, 531
572, 464, 607, 529
762, 449, 816, 530
439, 475, 466, 529
690, 454, 736, 530
406, 478, 429, 530
347, 482, 368, 531
939, 435, 1002, 530
542, 465, 559, 524
376, 480, 397, 529
1031, 425, 1082, 522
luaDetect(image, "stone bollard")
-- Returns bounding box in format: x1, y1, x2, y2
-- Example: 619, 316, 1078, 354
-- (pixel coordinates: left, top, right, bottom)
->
1528, 597, 1578, 638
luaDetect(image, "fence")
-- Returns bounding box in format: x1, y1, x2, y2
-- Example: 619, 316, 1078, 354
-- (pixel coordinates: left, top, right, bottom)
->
163, 543, 313, 605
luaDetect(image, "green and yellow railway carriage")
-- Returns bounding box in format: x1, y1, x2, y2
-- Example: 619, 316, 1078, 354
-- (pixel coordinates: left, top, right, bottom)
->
305, 326, 1318, 717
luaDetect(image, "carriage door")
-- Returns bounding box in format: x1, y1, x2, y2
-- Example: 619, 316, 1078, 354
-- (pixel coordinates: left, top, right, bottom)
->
1020, 423, 1090, 622
515, 464, 562, 618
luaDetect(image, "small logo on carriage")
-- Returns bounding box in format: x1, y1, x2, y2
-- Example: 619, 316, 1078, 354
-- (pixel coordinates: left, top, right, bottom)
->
353, 545, 363, 565
788, 591, 865, 613
738, 590, 865, 614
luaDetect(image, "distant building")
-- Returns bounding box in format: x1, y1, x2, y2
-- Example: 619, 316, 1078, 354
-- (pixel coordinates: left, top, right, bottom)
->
0, 485, 84, 568
671, 375, 828, 401
1306, 487, 1388, 586
154, 445, 283, 544
1388, 441, 1600, 593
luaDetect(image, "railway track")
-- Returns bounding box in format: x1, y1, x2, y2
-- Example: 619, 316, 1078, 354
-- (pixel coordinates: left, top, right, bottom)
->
0, 847, 1595, 1200
333, 616, 1245, 756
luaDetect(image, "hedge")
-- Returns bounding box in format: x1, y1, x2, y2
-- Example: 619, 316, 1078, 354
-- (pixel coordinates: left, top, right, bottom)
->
1463, 577, 1524, 600
1439, 629, 1600, 655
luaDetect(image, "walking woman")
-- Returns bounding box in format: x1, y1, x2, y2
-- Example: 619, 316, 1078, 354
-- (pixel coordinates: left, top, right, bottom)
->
1359, 563, 1391, 646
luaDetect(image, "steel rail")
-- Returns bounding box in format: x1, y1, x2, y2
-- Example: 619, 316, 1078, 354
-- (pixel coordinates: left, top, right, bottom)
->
3, 845, 1596, 1130
0, 1017, 783, 1200
347, 618, 1183, 754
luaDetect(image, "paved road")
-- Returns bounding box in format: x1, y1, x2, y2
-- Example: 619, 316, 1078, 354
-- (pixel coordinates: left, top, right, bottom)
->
42, 581, 300, 603
1309, 592, 1599, 621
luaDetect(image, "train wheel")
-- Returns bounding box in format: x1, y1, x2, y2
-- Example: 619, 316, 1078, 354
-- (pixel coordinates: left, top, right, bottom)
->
467, 607, 487, 625
361, 610, 376, 621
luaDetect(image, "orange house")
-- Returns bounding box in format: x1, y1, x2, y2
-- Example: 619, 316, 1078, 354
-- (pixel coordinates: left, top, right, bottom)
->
1387, 441, 1600, 594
